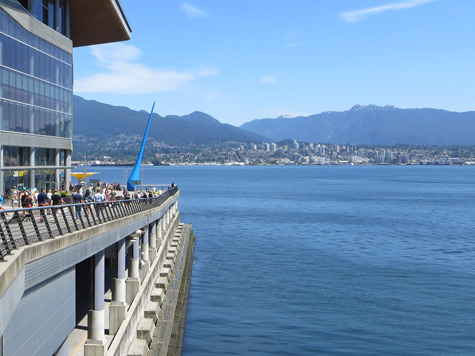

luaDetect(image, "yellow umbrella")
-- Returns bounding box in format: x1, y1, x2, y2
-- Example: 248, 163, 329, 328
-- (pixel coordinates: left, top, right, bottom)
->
70, 172, 99, 181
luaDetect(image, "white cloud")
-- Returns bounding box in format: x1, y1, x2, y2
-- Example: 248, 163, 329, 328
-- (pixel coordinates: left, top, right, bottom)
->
340, 0, 436, 23
260, 75, 277, 84
74, 43, 217, 95
181, 3, 210, 18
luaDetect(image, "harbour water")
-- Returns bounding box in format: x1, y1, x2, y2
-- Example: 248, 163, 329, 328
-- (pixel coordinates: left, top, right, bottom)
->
94, 165, 475, 355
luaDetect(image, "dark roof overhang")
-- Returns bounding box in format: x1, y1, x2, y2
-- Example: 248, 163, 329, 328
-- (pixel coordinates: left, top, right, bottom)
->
69, 0, 131, 48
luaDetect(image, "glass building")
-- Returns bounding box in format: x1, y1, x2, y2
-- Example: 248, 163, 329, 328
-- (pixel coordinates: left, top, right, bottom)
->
0, 0, 130, 200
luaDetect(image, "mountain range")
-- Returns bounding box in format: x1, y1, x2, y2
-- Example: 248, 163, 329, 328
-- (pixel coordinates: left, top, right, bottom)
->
73, 95, 266, 145
240, 105, 475, 145
73, 96, 475, 152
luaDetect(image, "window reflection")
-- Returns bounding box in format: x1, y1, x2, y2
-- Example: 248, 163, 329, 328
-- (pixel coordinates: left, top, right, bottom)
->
4, 146, 30, 167
0, 8, 72, 138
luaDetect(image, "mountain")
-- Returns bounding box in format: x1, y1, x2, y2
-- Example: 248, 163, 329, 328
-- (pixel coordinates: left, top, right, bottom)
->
73, 95, 267, 145
240, 105, 475, 145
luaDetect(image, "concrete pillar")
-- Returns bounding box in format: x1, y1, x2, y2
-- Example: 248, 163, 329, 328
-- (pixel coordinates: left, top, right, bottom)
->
149, 222, 157, 261
85, 250, 106, 356
142, 228, 150, 275
126, 237, 140, 304
110, 238, 127, 335
64, 150, 71, 190
157, 218, 163, 241
29, 147, 35, 189
55, 150, 60, 190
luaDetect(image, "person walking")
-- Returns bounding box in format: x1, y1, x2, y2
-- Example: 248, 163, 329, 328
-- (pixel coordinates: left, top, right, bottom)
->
37, 188, 49, 221
72, 188, 83, 219
51, 189, 64, 215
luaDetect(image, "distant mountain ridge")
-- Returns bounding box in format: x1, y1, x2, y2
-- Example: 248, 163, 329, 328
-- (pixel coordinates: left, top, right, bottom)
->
240, 105, 475, 145
73, 95, 267, 145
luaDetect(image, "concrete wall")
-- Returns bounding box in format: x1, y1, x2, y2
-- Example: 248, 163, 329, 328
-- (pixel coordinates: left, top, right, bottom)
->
2, 267, 75, 356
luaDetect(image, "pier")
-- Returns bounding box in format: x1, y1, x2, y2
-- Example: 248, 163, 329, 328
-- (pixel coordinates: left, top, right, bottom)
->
0, 187, 193, 356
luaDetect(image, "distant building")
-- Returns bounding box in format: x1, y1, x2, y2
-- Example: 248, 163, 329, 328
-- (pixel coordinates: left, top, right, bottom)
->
0, 0, 131, 198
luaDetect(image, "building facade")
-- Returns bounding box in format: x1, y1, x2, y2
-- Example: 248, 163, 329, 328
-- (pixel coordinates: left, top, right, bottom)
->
0, 0, 131, 199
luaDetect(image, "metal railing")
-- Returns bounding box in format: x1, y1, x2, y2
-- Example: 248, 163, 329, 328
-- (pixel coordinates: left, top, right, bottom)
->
0, 186, 178, 261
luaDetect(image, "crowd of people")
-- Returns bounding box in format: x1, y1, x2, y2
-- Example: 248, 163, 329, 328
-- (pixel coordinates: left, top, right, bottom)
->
0, 181, 176, 213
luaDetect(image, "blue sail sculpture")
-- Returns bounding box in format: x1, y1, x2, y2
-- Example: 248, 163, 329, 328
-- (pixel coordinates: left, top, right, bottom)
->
127, 102, 155, 191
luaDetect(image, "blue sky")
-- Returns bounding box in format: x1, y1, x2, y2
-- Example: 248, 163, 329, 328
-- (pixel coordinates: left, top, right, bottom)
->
73, 0, 475, 127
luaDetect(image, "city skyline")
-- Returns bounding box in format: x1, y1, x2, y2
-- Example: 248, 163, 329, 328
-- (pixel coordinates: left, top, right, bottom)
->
73, 0, 475, 127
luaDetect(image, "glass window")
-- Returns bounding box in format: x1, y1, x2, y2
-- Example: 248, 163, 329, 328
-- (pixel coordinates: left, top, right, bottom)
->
4, 146, 18, 166
1, 100, 10, 130
47, 0, 55, 29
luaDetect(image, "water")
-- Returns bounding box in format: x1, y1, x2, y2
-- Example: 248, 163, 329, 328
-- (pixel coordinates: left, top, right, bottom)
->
94, 165, 475, 355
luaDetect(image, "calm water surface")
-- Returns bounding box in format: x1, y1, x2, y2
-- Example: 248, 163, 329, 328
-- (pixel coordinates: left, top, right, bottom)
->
96, 165, 475, 355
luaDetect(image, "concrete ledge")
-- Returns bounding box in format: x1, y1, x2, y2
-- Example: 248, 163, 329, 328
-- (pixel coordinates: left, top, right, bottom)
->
160, 268, 171, 282
149, 248, 157, 262
127, 339, 148, 356
137, 318, 155, 344
84, 342, 107, 356
150, 288, 165, 305
155, 276, 168, 290
148, 224, 192, 356
163, 260, 174, 270
109, 302, 127, 335
107, 210, 181, 356
126, 278, 140, 305
144, 301, 160, 323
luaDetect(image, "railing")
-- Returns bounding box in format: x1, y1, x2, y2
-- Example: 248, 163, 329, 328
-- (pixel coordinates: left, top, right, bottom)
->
0, 186, 178, 261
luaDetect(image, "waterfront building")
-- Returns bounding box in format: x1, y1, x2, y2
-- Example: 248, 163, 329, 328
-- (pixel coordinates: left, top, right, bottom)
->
0, 0, 131, 198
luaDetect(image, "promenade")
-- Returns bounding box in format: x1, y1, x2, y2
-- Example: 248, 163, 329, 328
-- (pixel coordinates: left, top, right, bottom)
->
0, 187, 193, 356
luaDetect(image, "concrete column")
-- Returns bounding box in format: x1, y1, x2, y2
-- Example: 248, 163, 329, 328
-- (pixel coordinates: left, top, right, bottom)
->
126, 237, 140, 304
157, 218, 163, 241
142, 228, 150, 275
29, 147, 35, 189
85, 250, 106, 355
149, 222, 157, 261
64, 150, 71, 190
162, 216, 167, 239
55, 150, 60, 190
110, 238, 127, 335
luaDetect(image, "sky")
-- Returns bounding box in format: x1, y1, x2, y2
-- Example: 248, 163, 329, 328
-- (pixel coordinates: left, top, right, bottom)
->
73, 0, 475, 127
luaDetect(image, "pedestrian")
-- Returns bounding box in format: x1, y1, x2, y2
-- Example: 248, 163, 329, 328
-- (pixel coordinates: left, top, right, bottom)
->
52, 189, 64, 215
37, 188, 49, 221
72, 188, 83, 219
